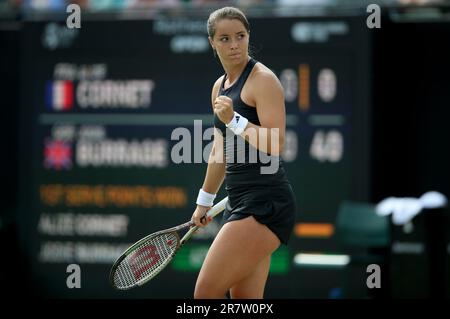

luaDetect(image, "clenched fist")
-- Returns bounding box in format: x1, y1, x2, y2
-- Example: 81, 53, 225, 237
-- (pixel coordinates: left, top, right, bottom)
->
214, 95, 235, 125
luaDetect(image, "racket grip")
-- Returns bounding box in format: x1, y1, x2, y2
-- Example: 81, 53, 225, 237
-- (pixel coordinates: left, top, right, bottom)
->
205, 196, 228, 219
181, 197, 228, 246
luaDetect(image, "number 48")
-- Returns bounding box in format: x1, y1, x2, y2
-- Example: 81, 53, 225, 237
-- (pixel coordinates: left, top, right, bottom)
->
309, 130, 343, 162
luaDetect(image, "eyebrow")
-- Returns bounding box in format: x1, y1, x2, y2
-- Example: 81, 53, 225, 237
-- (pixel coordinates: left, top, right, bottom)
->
218, 31, 246, 37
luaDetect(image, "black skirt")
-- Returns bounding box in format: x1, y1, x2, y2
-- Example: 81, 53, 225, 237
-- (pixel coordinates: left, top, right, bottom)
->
221, 181, 297, 245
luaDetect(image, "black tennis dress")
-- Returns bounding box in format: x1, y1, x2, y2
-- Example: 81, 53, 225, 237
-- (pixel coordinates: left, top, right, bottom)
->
214, 57, 296, 245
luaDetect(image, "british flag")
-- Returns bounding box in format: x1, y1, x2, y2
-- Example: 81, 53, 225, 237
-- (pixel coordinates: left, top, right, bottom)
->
44, 139, 73, 170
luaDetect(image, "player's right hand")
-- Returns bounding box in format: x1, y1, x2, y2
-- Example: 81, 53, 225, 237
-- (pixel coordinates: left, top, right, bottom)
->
192, 205, 213, 227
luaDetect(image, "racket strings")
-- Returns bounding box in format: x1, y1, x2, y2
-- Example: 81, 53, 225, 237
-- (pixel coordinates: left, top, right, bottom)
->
113, 232, 179, 289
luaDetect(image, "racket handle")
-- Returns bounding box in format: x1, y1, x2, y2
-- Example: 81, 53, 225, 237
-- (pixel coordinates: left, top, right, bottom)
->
190, 197, 227, 228
206, 196, 228, 219
181, 197, 228, 246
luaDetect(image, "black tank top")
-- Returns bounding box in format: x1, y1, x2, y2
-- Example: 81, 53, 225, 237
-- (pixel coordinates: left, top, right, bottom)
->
213, 57, 288, 187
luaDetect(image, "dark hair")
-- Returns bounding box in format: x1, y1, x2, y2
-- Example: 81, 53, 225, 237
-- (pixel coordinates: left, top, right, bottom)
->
207, 7, 250, 39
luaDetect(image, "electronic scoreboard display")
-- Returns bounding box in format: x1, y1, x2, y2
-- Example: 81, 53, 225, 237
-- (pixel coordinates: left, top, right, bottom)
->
18, 15, 371, 298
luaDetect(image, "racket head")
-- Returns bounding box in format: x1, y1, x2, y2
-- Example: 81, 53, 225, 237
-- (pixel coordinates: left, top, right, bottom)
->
109, 197, 228, 290
109, 230, 181, 290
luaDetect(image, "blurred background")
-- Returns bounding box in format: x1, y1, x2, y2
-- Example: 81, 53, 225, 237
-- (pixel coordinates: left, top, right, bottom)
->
1, 0, 449, 299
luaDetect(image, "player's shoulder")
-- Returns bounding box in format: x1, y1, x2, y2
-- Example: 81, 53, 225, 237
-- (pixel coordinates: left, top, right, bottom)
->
212, 75, 225, 91
211, 75, 225, 104
250, 62, 282, 91
251, 62, 280, 85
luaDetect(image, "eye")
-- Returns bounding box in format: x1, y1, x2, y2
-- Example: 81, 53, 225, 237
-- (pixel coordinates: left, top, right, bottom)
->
220, 37, 229, 42
238, 34, 245, 39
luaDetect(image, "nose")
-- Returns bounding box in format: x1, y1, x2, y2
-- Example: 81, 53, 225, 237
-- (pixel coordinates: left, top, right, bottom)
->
230, 39, 238, 50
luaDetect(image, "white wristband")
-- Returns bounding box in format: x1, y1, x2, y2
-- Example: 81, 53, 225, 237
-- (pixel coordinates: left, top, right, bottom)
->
196, 189, 216, 207
226, 111, 248, 135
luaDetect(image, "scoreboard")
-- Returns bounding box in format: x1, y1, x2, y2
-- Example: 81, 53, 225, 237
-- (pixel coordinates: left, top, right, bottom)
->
18, 14, 371, 298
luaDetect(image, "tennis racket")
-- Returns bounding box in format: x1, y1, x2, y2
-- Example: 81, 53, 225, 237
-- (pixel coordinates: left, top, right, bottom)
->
109, 196, 228, 290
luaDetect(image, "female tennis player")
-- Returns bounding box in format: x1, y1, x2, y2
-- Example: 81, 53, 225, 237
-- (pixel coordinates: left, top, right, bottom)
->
192, 7, 296, 299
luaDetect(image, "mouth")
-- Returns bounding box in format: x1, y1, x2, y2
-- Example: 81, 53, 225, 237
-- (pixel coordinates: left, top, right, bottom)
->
229, 52, 241, 58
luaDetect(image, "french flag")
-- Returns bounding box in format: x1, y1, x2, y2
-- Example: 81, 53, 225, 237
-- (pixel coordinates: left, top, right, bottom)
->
45, 80, 74, 111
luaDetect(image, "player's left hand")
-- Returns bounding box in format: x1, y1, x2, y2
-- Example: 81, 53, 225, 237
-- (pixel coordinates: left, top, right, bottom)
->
214, 95, 235, 125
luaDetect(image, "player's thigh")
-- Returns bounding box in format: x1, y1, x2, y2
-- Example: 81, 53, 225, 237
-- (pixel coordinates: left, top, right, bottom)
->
230, 255, 271, 299
195, 216, 280, 295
